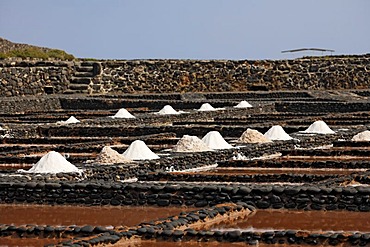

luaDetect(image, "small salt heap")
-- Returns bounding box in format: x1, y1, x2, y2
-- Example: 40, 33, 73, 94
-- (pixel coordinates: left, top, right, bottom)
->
303, 120, 335, 134
58, 116, 80, 124
95, 146, 132, 164
234, 100, 253, 108
238, 128, 272, 143
264, 125, 293, 141
18, 151, 80, 174
352, 130, 370, 142
111, 108, 135, 119
122, 140, 160, 160
198, 103, 217, 111
155, 105, 181, 115
172, 135, 213, 152
202, 131, 233, 149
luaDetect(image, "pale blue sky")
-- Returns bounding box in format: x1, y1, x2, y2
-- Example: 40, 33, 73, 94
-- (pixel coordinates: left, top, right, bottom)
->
0, 0, 369, 60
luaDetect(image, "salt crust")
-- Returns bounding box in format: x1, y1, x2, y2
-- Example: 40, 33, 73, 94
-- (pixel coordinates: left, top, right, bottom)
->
234, 100, 253, 108
202, 131, 233, 149
172, 135, 213, 152
303, 120, 335, 134
95, 146, 132, 164
122, 140, 160, 160
111, 108, 135, 119
352, 130, 370, 142
264, 125, 292, 141
238, 128, 272, 143
155, 105, 181, 115
57, 116, 80, 124
18, 151, 80, 174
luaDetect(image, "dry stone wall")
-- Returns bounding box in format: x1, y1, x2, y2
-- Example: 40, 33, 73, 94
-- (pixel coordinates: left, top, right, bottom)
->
0, 55, 369, 96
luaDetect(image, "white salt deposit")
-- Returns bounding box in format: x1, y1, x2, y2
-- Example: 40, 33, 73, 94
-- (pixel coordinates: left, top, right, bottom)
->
234, 100, 253, 108
197, 103, 216, 111
95, 146, 132, 164
238, 128, 272, 143
303, 120, 335, 134
172, 135, 213, 152
58, 116, 80, 124
202, 131, 233, 149
122, 140, 160, 160
155, 105, 181, 115
18, 151, 80, 174
111, 108, 135, 119
264, 125, 293, 141
352, 130, 370, 142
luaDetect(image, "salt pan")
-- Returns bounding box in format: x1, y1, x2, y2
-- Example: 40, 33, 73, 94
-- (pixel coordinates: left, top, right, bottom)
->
18, 151, 80, 174
202, 131, 233, 149
352, 130, 370, 142
303, 120, 335, 134
172, 135, 213, 152
238, 128, 272, 143
95, 146, 132, 164
111, 108, 135, 119
122, 140, 160, 160
234, 100, 253, 108
264, 125, 293, 141
155, 105, 181, 115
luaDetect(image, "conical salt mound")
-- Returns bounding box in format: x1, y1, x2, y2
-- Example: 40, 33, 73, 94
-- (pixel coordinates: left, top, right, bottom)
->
352, 130, 370, 142
234, 100, 253, 108
264, 125, 292, 141
95, 146, 132, 164
65, 116, 80, 124
156, 105, 180, 115
173, 135, 213, 152
111, 108, 136, 119
123, 140, 160, 160
304, 120, 335, 134
202, 131, 233, 149
198, 103, 216, 111
238, 128, 272, 143
21, 151, 80, 173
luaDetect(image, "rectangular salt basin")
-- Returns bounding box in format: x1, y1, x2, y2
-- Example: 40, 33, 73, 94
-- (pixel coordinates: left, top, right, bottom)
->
0, 204, 195, 227
212, 209, 370, 232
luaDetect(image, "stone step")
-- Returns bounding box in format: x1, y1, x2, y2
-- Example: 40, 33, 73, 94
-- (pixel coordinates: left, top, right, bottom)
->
71, 77, 91, 84
69, 84, 89, 90
74, 71, 94, 77
76, 66, 94, 73
63, 89, 90, 94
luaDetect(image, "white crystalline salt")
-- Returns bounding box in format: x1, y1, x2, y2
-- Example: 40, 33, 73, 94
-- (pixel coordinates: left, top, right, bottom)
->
122, 140, 160, 160
264, 125, 293, 141
352, 130, 370, 142
95, 146, 132, 164
197, 103, 216, 111
234, 100, 253, 108
111, 108, 136, 119
303, 120, 335, 134
172, 135, 213, 152
155, 105, 181, 115
18, 151, 80, 174
238, 128, 272, 143
57, 116, 80, 124
202, 131, 233, 149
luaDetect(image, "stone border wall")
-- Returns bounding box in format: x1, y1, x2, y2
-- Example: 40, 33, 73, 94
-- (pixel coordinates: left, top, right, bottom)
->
1, 55, 369, 96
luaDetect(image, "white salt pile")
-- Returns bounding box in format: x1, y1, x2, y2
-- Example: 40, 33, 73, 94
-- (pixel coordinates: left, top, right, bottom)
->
95, 146, 132, 164
234, 100, 253, 108
197, 103, 217, 111
238, 128, 272, 143
58, 116, 80, 124
172, 135, 213, 152
352, 130, 370, 142
264, 125, 293, 141
202, 131, 233, 149
122, 140, 160, 160
303, 120, 335, 134
18, 151, 80, 174
155, 105, 181, 115
111, 108, 135, 119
